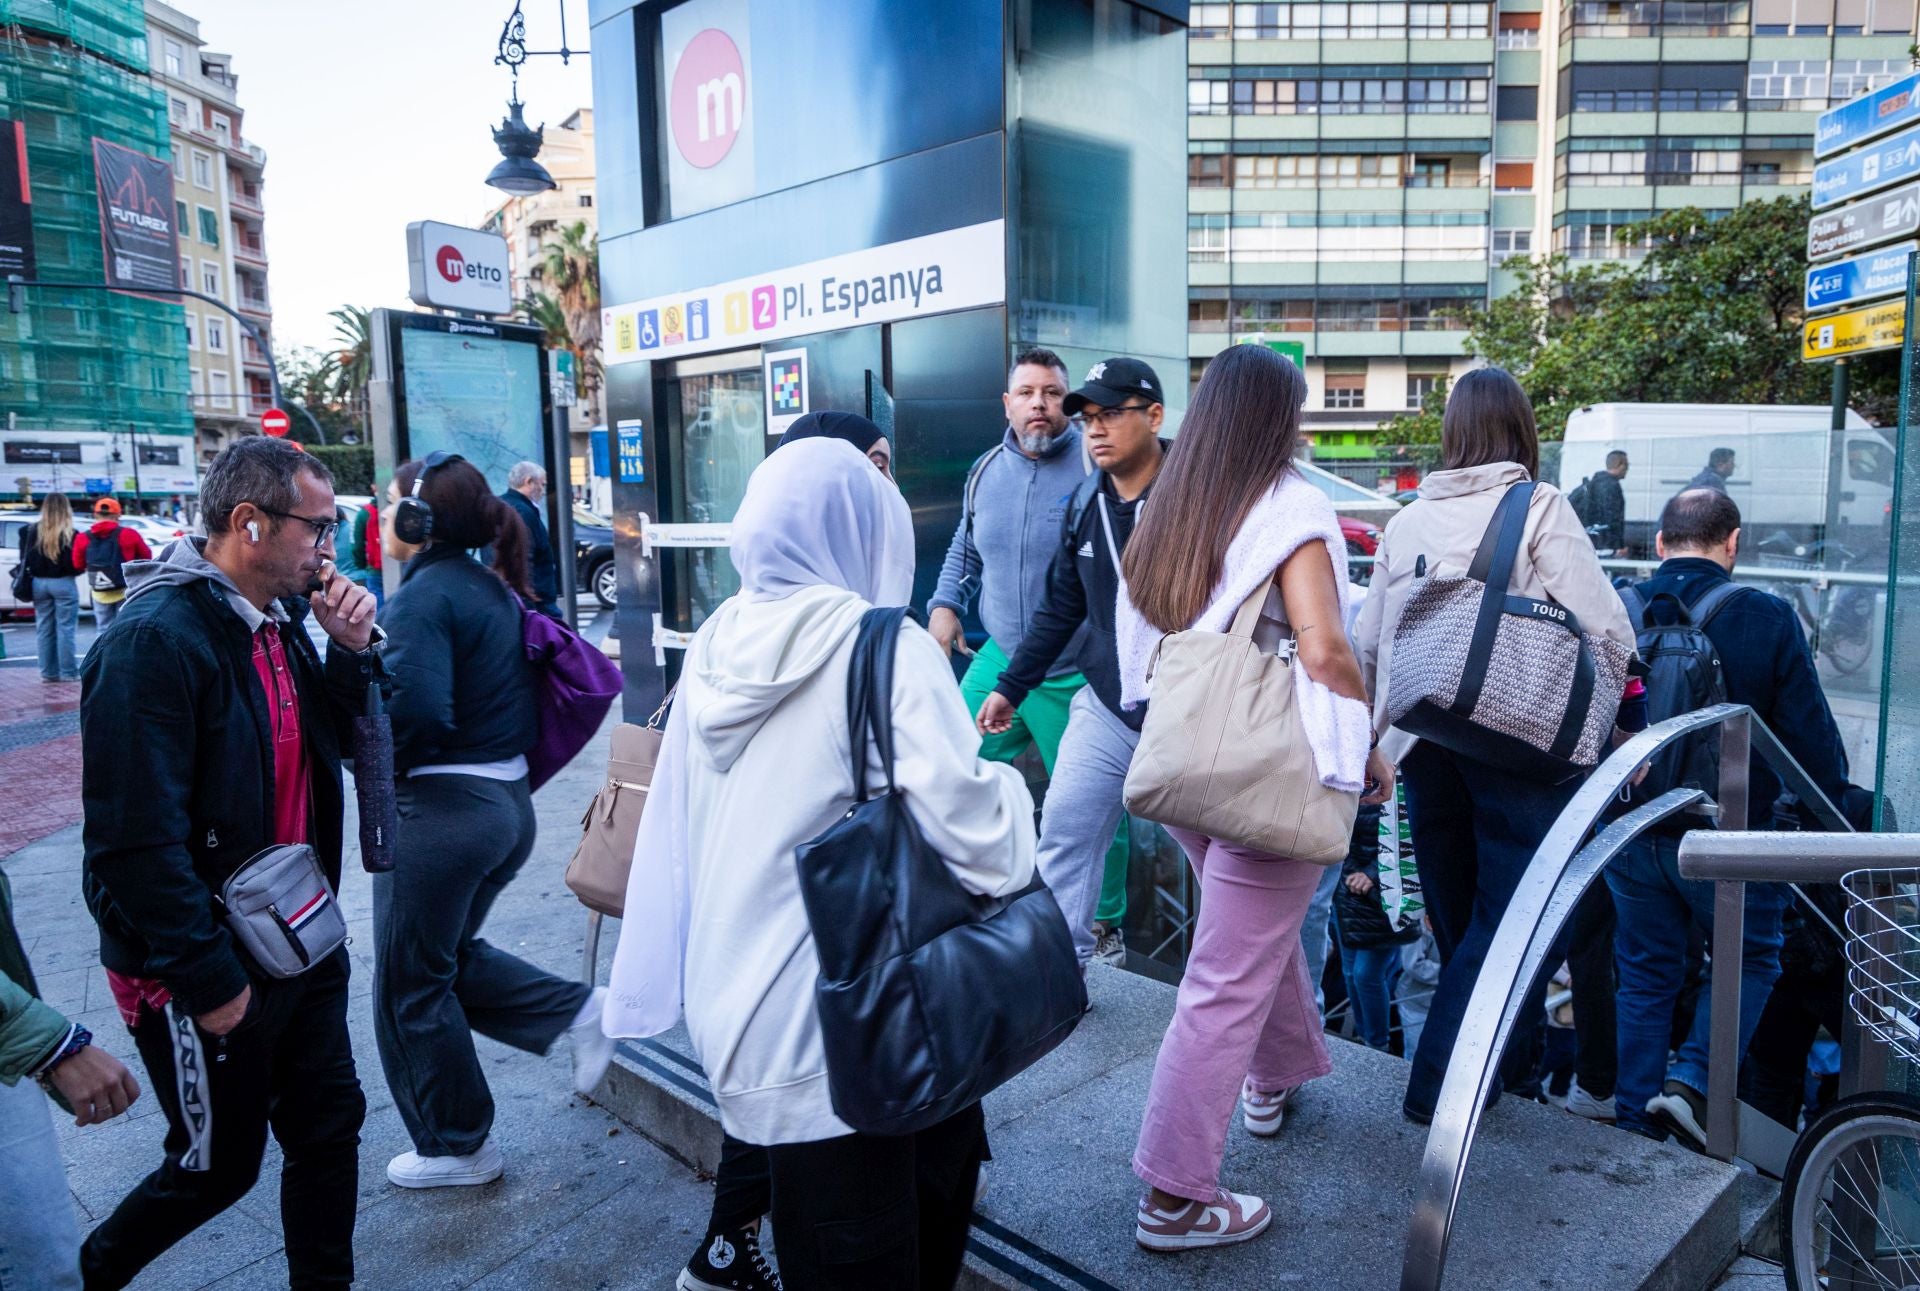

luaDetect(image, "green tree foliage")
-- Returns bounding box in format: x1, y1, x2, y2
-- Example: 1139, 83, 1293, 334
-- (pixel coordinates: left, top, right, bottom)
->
303, 445, 374, 496
1381, 196, 1900, 445
327, 305, 374, 430
280, 346, 358, 444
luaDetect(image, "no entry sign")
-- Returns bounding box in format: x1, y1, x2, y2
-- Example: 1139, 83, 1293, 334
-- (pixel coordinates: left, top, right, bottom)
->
260, 408, 290, 437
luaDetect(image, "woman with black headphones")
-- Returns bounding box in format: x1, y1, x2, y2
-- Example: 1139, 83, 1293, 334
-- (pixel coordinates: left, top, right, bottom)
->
372, 453, 614, 1190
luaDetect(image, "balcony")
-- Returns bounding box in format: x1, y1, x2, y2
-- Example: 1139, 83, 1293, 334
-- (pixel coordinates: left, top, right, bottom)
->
230, 189, 264, 218
238, 293, 271, 319
233, 240, 268, 268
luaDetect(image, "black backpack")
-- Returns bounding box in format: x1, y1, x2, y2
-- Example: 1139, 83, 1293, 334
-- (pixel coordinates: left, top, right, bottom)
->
85, 524, 127, 592
1567, 474, 1597, 526
1616, 580, 1748, 805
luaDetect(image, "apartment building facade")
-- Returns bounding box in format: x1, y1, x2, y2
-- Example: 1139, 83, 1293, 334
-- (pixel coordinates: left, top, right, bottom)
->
1186, 0, 1920, 455
146, 0, 272, 462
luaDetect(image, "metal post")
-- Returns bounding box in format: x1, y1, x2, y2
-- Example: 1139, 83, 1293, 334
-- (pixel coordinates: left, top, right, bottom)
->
1827, 356, 1851, 547
580, 909, 602, 986
1704, 710, 1751, 1162
551, 394, 578, 629
126, 423, 142, 509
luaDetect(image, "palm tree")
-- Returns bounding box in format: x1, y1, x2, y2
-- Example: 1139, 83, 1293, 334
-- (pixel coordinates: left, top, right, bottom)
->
538, 222, 600, 415
328, 305, 372, 432
518, 292, 571, 352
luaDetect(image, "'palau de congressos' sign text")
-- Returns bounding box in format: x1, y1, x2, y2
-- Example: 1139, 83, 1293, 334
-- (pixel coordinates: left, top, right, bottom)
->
1802, 297, 1907, 360
602, 221, 1007, 366
1817, 71, 1920, 159
1804, 241, 1917, 311
1807, 181, 1920, 261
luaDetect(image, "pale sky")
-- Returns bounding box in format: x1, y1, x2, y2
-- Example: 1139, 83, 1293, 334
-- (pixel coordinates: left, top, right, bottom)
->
181, 0, 595, 355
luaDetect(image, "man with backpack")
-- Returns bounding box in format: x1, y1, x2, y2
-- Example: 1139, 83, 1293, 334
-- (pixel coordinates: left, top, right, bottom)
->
1568, 451, 1629, 556
1608, 488, 1852, 1146
927, 347, 1133, 964
974, 357, 1167, 967
72, 498, 152, 630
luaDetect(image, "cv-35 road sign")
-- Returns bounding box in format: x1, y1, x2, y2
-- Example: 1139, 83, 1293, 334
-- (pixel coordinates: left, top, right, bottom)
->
1807, 181, 1920, 261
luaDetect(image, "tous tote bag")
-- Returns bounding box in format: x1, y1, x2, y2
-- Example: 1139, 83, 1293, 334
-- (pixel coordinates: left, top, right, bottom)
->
794, 607, 1087, 1137
1386, 481, 1632, 784
1123, 586, 1357, 866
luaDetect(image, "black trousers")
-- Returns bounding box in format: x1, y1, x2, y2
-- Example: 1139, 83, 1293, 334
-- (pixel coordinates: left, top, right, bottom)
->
763, 1105, 985, 1290
81, 951, 364, 1290
1741, 959, 1846, 1129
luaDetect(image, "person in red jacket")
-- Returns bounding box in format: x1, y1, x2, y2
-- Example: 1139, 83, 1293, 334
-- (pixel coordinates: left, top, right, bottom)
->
72, 499, 152, 630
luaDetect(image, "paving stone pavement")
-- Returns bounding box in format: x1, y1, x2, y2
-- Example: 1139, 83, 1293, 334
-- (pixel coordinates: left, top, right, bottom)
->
5, 692, 719, 1288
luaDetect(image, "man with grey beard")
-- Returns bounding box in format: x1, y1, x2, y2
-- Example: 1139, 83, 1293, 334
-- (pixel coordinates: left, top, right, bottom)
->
927, 347, 1133, 964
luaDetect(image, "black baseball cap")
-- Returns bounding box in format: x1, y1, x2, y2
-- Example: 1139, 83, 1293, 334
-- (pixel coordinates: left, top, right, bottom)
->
1064, 357, 1165, 416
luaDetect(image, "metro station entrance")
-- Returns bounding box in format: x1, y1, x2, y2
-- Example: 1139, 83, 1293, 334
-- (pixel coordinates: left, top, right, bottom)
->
655, 349, 765, 635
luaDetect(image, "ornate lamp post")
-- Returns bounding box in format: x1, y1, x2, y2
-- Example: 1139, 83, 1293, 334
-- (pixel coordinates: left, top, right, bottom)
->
485, 2, 583, 196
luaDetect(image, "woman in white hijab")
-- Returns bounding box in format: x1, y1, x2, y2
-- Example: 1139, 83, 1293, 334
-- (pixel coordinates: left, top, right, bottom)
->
606, 438, 1036, 1290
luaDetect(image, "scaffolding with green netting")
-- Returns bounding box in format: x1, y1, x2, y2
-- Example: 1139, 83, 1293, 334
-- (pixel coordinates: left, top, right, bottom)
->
0, 0, 193, 442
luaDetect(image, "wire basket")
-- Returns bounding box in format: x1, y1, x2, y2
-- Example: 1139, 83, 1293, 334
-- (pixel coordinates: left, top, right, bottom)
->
1843, 868, 1920, 1066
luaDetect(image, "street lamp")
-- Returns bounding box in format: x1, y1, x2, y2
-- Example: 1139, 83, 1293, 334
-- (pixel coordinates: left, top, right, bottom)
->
484, 1, 580, 197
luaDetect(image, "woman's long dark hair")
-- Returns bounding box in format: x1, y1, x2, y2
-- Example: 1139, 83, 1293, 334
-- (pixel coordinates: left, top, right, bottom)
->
1440, 366, 1539, 482
394, 457, 534, 599
1122, 345, 1307, 633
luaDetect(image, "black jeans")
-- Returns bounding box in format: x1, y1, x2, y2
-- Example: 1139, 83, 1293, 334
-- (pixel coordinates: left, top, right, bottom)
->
81, 951, 364, 1290
765, 1104, 985, 1290
712, 1133, 773, 1233
1741, 958, 1846, 1129
1399, 742, 1584, 1119
373, 774, 591, 1156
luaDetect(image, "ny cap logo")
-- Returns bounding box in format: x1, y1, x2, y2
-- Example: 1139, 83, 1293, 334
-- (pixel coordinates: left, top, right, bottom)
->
1087, 362, 1107, 381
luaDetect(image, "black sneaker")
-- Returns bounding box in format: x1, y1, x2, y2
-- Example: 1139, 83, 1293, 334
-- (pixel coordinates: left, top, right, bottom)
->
678, 1224, 782, 1291
1646, 1079, 1708, 1149
1092, 922, 1126, 967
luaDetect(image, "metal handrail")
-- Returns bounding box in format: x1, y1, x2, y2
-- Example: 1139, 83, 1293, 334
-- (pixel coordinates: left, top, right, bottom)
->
1400, 703, 1851, 1291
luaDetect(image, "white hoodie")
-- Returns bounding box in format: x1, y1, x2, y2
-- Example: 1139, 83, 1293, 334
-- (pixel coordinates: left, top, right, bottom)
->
604, 440, 1036, 1145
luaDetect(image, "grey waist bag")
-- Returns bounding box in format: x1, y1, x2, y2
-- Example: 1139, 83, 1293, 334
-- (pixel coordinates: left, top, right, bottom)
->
215, 844, 348, 979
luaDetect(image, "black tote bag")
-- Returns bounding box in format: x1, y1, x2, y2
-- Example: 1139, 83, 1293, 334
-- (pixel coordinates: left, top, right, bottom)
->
794, 606, 1088, 1137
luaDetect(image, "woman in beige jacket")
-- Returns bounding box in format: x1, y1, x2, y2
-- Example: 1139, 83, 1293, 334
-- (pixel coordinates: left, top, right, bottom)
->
1351, 367, 1637, 1124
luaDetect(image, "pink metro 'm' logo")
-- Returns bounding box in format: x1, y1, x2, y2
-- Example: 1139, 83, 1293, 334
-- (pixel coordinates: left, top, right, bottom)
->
435, 245, 465, 283
670, 28, 746, 169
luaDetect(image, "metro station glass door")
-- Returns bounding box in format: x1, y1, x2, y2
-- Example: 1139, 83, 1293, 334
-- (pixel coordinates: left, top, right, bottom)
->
662, 356, 765, 632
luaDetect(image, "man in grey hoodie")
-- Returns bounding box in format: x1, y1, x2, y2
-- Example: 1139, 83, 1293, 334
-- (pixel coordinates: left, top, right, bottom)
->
927, 348, 1131, 961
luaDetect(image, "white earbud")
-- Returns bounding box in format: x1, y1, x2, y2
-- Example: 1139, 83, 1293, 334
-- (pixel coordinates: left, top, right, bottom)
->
246, 521, 261, 543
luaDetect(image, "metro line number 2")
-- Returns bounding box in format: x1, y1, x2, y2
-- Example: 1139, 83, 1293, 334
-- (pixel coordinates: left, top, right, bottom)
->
722, 287, 778, 335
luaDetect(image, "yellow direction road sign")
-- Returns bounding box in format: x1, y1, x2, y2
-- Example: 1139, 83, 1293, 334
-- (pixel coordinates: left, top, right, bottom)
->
1803, 297, 1907, 359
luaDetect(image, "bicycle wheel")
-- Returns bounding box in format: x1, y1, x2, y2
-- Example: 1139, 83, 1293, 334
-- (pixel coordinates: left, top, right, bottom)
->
1782, 1091, 1920, 1290
1825, 627, 1874, 677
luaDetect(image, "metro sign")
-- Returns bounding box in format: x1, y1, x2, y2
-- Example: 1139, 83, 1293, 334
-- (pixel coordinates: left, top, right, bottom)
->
670, 29, 746, 169
405, 220, 512, 314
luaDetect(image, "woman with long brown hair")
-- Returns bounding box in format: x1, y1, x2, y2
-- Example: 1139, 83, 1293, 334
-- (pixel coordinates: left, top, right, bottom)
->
1351, 366, 1635, 1125
371, 454, 612, 1190
1115, 345, 1392, 1252
19, 492, 80, 681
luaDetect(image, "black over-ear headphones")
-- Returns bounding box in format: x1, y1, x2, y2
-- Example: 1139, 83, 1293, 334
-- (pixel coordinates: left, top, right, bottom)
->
391, 450, 463, 546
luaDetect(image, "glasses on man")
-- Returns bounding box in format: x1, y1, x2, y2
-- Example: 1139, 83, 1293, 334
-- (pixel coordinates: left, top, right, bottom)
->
257, 507, 340, 549
1077, 403, 1153, 430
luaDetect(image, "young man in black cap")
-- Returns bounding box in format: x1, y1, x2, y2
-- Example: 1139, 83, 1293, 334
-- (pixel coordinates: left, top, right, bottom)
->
977, 357, 1168, 969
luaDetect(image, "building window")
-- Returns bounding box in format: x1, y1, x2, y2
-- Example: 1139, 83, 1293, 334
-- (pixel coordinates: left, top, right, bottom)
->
164, 38, 183, 77
1408, 372, 1444, 409
1190, 2, 1231, 37
1497, 10, 1542, 45
1410, 3, 1493, 37
1559, 210, 1662, 259
1653, 147, 1741, 183
189, 366, 200, 404
169, 96, 187, 125
205, 317, 225, 353
1568, 1, 1661, 35
1188, 76, 1230, 115
1566, 150, 1648, 185
578, 192, 593, 207
1494, 161, 1534, 192
178, 255, 191, 288
1831, 59, 1904, 103
209, 369, 231, 410
1190, 153, 1230, 187
192, 150, 213, 189
1325, 372, 1368, 409
1658, 87, 1740, 110
1407, 158, 1453, 188
183, 311, 195, 349
1574, 88, 1655, 111
1496, 86, 1538, 120
1232, 298, 1315, 332
201, 261, 220, 298
1189, 298, 1229, 333
197, 206, 220, 246
1234, 154, 1402, 188
1189, 213, 1228, 263
172, 150, 186, 181
1490, 228, 1533, 261
1747, 60, 1829, 110
175, 199, 188, 231
211, 114, 230, 145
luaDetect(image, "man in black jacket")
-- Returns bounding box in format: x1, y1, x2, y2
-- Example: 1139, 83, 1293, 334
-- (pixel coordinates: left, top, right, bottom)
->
1578, 450, 1629, 555
1609, 488, 1851, 1147
502, 460, 560, 618
977, 357, 1167, 969
78, 437, 380, 1290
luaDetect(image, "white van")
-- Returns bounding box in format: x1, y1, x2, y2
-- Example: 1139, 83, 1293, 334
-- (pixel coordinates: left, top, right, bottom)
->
1558, 403, 1893, 551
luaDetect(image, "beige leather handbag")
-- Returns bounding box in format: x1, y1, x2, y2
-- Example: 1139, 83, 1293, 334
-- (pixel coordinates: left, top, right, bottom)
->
1123, 587, 1357, 866
564, 693, 670, 918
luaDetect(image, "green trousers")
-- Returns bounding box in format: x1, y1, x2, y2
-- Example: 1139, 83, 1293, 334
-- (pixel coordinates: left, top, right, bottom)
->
960, 638, 1129, 924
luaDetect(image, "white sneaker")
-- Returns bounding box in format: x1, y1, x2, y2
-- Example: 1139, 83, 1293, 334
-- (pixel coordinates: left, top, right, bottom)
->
1563, 1080, 1616, 1121
571, 986, 615, 1095
387, 1139, 504, 1189
1241, 1079, 1295, 1137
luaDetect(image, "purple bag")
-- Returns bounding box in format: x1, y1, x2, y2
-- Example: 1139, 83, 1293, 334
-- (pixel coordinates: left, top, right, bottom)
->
519, 600, 624, 791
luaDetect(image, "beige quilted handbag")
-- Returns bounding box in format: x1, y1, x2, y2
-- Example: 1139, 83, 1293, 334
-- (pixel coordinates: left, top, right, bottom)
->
1123, 586, 1357, 866
564, 691, 671, 917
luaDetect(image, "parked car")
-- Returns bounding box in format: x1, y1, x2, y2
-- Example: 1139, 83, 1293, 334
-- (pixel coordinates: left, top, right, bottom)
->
574, 507, 617, 609
1339, 514, 1381, 557
0, 512, 95, 619
119, 514, 192, 556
